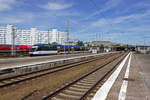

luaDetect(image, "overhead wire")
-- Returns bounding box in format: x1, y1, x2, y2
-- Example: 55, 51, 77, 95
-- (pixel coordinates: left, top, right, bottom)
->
88, 0, 114, 30
88, 0, 127, 43
88, 0, 127, 33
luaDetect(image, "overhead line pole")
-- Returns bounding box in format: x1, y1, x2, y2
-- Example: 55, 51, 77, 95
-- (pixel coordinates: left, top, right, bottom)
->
11, 28, 15, 57
66, 18, 70, 54
66, 18, 69, 42
48, 30, 50, 44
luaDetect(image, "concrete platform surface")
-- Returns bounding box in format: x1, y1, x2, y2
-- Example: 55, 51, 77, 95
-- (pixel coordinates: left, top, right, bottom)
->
92, 52, 150, 100
0, 53, 92, 69
0, 52, 115, 72
136, 54, 150, 99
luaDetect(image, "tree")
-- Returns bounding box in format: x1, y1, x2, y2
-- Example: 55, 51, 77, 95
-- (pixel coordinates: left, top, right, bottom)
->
112, 44, 121, 47
76, 40, 84, 46
52, 42, 58, 44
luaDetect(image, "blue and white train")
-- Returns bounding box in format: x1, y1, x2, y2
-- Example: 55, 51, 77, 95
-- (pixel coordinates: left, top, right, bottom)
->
29, 44, 89, 56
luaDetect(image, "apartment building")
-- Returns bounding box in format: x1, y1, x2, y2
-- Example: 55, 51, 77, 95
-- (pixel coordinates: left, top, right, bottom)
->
0, 25, 67, 45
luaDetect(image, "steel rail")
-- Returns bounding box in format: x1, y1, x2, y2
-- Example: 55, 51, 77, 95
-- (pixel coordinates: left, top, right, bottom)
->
0, 53, 114, 88
79, 53, 126, 100
40, 53, 127, 100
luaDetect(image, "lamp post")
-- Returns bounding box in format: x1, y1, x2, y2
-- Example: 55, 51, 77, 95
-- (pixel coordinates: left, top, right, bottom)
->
143, 36, 150, 51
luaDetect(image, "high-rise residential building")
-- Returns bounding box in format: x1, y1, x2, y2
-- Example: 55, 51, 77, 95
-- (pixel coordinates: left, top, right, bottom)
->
0, 24, 13, 44
0, 26, 6, 44
0, 25, 67, 45
58, 31, 67, 44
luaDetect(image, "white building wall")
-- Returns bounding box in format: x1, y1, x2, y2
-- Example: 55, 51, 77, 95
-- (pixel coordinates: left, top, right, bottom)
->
6, 25, 13, 44
0, 25, 67, 45
58, 31, 67, 44
47, 30, 51, 44
22, 30, 31, 45
31, 28, 37, 45
0, 26, 6, 44
50, 29, 58, 43
15, 29, 22, 45
38, 31, 49, 44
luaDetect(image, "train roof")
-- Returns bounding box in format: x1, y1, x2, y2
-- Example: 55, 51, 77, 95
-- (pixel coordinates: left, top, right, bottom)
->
33, 44, 89, 48
0, 44, 31, 46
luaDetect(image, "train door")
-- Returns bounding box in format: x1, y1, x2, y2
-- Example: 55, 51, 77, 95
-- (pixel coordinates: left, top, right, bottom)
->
57, 46, 60, 55
71, 47, 74, 54
80, 47, 82, 53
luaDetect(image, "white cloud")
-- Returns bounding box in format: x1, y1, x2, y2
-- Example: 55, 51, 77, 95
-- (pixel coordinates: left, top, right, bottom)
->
40, 2, 73, 10
0, 17, 23, 23
0, 12, 33, 24
76, 10, 150, 41
112, 11, 150, 23
91, 18, 108, 27
99, 0, 122, 13
0, 0, 16, 11
91, 11, 150, 27
127, 25, 150, 32
44, 10, 79, 17
86, 0, 122, 19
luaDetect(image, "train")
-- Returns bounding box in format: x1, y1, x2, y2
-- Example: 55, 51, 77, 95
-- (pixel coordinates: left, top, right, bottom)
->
0, 44, 31, 52
29, 44, 90, 56
115, 46, 125, 51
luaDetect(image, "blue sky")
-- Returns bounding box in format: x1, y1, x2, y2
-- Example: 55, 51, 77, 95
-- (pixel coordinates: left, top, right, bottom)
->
0, 0, 150, 45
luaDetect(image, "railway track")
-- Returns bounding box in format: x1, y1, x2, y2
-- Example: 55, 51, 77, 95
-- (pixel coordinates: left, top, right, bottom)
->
0, 53, 117, 88
40, 53, 127, 100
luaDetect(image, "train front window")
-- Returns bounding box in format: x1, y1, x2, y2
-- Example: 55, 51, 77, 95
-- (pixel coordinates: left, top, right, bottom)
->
29, 48, 36, 52
30, 46, 38, 52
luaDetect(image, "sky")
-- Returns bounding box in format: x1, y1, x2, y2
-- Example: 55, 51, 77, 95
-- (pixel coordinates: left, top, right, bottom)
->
0, 0, 150, 45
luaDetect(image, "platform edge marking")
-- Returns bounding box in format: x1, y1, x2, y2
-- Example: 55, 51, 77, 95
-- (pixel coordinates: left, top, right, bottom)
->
92, 52, 131, 100
118, 53, 132, 100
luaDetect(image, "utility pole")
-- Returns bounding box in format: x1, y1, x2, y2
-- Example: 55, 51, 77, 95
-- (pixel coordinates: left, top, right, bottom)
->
144, 37, 146, 50
31, 36, 32, 45
143, 36, 150, 50
38, 32, 40, 44
101, 32, 103, 41
11, 28, 15, 57
48, 30, 50, 44
96, 33, 98, 47
64, 39, 66, 55
66, 18, 69, 42
66, 18, 70, 54
4, 33, 6, 44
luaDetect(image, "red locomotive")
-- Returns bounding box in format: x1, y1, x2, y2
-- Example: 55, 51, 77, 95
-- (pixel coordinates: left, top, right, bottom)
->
0, 44, 31, 52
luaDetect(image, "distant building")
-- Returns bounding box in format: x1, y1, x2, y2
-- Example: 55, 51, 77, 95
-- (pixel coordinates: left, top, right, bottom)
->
90, 41, 115, 53
0, 25, 67, 45
0, 26, 7, 44
91, 41, 113, 47
64, 41, 76, 46
136, 46, 150, 53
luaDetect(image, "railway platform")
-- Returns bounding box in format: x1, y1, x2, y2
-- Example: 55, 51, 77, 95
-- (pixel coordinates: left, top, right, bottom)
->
0, 53, 91, 69
0, 52, 115, 76
92, 52, 150, 100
